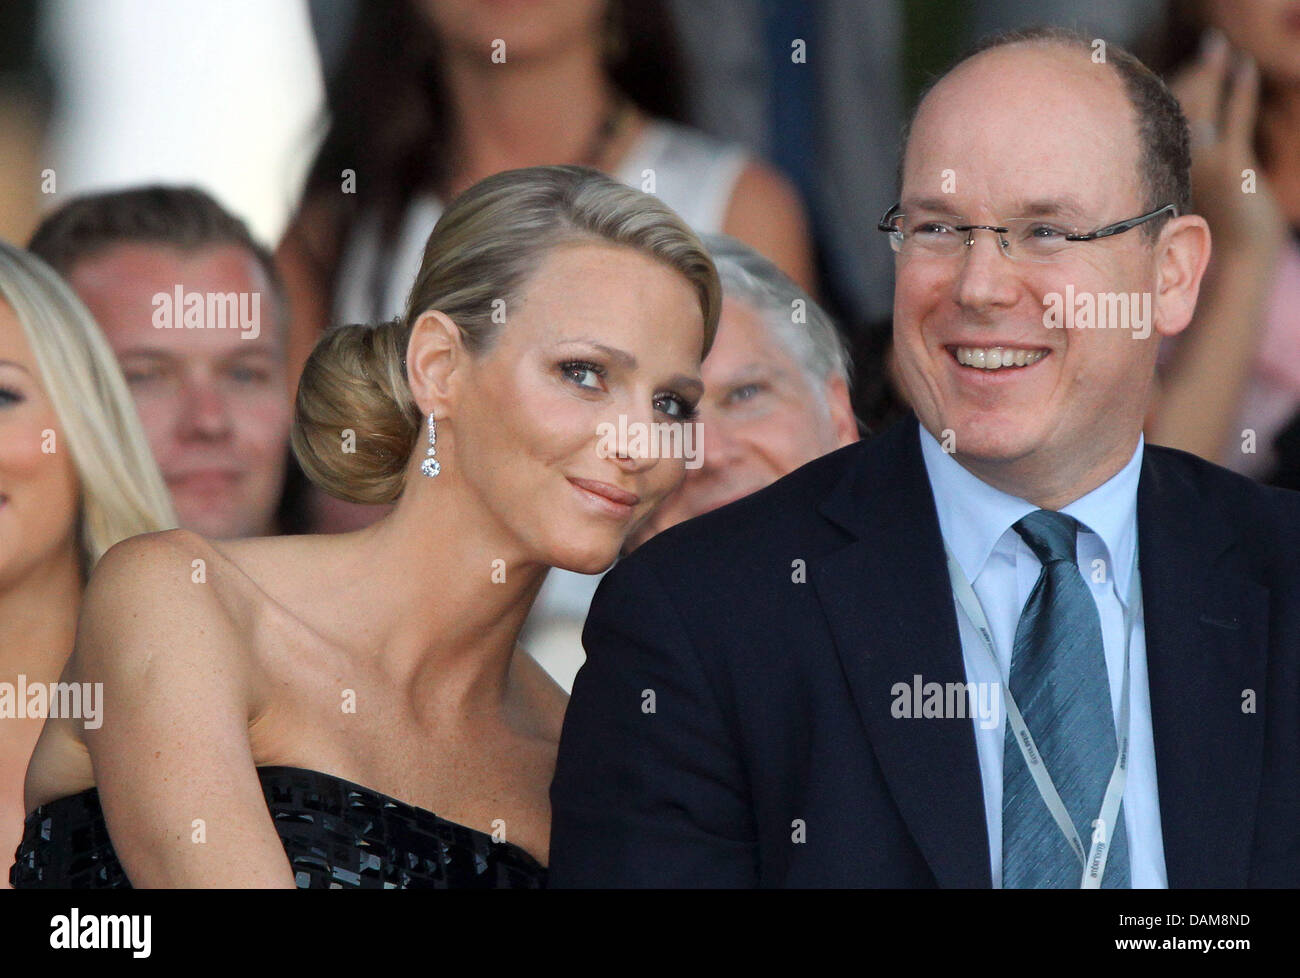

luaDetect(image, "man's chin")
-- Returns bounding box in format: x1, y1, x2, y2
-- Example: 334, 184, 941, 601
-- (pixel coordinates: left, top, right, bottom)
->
178, 508, 267, 541
925, 407, 1043, 461
950, 442, 1042, 475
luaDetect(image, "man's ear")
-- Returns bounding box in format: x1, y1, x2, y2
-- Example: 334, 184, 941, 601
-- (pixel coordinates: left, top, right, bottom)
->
824, 373, 861, 447
1152, 214, 1212, 340
406, 310, 465, 416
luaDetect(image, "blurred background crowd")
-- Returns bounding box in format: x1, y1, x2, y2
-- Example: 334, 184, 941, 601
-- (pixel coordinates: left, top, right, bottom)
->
2, 0, 1299, 693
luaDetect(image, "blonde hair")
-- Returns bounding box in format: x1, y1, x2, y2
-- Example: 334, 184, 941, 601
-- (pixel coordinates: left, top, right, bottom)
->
0, 240, 177, 579
294, 165, 721, 504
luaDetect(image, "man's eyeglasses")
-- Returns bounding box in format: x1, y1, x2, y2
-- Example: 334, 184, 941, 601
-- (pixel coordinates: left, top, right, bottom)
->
877, 202, 1178, 263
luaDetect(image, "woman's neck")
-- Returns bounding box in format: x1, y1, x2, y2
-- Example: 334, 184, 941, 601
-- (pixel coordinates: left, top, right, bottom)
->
440, 39, 619, 196
336, 472, 553, 719
0, 544, 82, 684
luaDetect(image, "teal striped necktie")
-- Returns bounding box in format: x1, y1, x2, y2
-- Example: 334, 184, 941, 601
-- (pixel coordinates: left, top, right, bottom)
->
1002, 510, 1130, 888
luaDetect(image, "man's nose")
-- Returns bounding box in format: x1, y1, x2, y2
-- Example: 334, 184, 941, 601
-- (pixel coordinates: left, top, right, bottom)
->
177, 377, 234, 440
952, 229, 1021, 313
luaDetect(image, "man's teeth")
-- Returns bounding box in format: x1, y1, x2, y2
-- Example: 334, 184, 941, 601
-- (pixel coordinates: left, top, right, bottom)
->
953, 346, 1047, 370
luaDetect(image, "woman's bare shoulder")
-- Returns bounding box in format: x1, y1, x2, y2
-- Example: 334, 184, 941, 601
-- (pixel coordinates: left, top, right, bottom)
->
100, 530, 327, 621
93, 526, 207, 573
73, 529, 264, 685
33, 531, 266, 803
87, 528, 227, 617
200, 531, 320, 580
722, 159, 817, 294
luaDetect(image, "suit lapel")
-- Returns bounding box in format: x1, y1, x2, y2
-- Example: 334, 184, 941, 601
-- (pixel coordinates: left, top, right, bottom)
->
1138, 452, 1270, 888
811, 420, 991, 887
807, 424, 1269, 887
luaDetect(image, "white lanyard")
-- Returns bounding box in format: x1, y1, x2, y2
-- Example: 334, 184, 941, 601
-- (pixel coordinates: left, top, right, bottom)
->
944, 540, 1139, 889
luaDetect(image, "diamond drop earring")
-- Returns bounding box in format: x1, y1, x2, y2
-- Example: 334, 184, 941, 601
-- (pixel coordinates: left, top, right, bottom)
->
420, 413, 441, 478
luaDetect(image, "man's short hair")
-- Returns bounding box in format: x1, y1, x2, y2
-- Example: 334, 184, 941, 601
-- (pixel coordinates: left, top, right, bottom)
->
700, 233, 854, 393
28, 185, 288, 327
898, 26, 1191, 238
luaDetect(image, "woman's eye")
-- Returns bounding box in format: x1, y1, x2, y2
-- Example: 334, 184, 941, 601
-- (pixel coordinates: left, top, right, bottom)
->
229, 366, 269, 383
654, 393, 697, 420
560, 361, 603, 390
0, 385, 24, 405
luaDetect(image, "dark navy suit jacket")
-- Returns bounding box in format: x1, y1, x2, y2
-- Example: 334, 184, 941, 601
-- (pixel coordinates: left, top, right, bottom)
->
548, 417, 1300, 887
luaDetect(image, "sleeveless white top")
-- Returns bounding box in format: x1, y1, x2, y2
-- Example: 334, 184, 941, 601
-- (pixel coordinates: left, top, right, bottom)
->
331, 119, 749, 690
332, 118, 749, 325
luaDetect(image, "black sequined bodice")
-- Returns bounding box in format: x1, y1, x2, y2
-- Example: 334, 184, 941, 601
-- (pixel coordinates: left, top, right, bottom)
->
9, 765, 547, 888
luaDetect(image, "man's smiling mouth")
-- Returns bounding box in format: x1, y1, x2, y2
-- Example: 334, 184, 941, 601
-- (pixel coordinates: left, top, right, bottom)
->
947, 345, 1049, 370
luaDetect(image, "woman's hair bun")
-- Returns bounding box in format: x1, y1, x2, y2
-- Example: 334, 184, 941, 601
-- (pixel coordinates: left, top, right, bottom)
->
291, 319, 420, 504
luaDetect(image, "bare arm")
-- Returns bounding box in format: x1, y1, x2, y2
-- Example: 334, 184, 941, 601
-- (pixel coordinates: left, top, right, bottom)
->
722, 161, 819, 298
72, 531, 295, 888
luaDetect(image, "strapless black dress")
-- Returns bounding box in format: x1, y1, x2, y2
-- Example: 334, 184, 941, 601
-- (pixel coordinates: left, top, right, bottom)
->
9, 765, 546, 888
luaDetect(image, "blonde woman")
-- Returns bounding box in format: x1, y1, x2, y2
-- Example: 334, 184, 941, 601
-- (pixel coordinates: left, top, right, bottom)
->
0, 240, 176, 882
14, 165, 719, 889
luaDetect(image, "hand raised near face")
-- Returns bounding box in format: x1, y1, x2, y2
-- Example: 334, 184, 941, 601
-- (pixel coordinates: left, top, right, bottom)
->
1170, 29, 1287, 259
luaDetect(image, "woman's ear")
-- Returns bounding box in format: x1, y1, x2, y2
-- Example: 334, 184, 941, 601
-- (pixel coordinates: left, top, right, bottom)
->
406, 310, 465, 416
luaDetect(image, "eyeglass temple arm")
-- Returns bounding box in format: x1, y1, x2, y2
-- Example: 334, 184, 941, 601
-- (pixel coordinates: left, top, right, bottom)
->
1066, 203, 1179, 241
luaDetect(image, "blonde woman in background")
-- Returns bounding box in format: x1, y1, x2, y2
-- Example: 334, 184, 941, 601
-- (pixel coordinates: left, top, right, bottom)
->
0, 240, 176, 883
14, 165, 718, 889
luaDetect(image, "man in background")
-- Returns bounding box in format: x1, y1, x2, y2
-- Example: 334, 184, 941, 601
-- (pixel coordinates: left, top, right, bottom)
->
625, 233, 859, 548
30, 186, 298, 538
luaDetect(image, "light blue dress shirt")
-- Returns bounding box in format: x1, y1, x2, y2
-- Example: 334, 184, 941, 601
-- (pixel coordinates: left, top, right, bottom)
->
917, 422, 1168, 888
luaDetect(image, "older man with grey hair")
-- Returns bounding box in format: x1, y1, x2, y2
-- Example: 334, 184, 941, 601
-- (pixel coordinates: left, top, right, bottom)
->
625, 233, 860, 548
522, 234, 860, 690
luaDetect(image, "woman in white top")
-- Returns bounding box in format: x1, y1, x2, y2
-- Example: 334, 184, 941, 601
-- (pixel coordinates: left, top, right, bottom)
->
278, 0, 815, 386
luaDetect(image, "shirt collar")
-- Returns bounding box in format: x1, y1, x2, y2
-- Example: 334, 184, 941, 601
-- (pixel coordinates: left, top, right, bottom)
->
918, 421, 1144, 601
1059, 434, 1144, 603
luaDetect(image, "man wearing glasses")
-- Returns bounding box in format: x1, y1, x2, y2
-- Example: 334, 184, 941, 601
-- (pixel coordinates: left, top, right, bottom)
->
549, 27, 1300, 888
